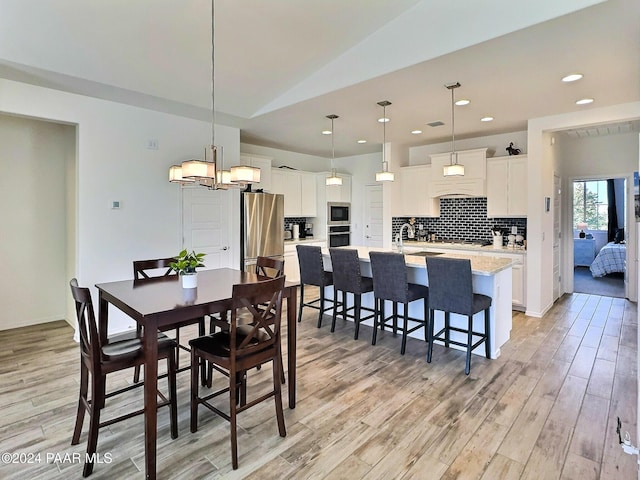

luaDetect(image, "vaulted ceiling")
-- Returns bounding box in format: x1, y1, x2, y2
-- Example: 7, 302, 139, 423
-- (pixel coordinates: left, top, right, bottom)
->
0, 0, 638, 157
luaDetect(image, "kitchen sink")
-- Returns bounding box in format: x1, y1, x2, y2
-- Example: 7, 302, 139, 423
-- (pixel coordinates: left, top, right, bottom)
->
405, 251, 443, 257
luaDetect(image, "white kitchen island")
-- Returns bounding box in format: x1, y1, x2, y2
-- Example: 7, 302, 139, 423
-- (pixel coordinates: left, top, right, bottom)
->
321, 246, 513, 359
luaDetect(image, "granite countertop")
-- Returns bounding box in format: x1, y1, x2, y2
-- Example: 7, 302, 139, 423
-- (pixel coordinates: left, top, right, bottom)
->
401, 240, 527, 255
322, 246, 513, 276
284, 237, 325, 244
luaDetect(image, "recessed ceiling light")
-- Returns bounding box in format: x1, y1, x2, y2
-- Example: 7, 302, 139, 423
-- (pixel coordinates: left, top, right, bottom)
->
321, 130, 332, 135
411, 130, 422, 134
576, 98, 594, 105
455, 99, 470, 106
357, 139, 367, 144
562, 73, 583, 82
377, 117, 390, 123
480, 116, 494, 122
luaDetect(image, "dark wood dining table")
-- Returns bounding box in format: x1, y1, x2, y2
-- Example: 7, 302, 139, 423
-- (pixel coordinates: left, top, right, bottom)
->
95, 268, 298, 480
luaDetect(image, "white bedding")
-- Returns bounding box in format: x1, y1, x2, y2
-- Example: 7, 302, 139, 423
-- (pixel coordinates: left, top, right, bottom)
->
590, 242, 626, 277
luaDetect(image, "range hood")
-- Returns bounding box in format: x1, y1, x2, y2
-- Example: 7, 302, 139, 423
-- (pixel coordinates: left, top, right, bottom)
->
430, 178, 486, 198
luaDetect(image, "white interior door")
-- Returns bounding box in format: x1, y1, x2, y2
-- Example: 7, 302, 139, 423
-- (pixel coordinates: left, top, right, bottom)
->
553, 173, 561, 301
182, 187, 232, 269
364, 184, 383, 247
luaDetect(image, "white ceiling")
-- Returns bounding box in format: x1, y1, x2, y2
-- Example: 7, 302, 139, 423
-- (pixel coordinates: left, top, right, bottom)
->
0, 0, 638, 158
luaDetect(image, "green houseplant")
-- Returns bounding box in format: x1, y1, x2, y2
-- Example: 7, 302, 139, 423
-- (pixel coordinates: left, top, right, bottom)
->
170, 249, 205, 288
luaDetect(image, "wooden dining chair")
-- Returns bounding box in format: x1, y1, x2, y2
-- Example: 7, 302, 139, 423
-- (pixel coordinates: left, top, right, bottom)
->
132, 257, 207, 383
69, 278, 178, 477
190, 276, 287, 470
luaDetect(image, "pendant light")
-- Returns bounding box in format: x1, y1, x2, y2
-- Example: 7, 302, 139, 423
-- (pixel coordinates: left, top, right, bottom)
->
443, 82, 464, 177
325, 114, 343, 186
170, 0, 258, 188
375, 100, 394, 182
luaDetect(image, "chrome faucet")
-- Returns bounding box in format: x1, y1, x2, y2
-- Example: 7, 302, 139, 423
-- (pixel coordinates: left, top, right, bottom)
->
396, 223, 415, 251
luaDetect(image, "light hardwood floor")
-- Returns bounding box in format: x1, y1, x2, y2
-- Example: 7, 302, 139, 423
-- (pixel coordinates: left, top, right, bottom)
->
0, 291, 637, 479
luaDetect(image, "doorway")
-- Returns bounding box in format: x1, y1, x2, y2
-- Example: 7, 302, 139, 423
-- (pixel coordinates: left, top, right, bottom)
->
571, 176, 627, 298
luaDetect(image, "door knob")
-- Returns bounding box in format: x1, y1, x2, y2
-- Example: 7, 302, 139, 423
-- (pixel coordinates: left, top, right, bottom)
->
221, 246, 228, 251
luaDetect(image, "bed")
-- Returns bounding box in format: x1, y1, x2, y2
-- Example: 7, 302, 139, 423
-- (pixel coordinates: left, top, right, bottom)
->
590, 242, 626, 277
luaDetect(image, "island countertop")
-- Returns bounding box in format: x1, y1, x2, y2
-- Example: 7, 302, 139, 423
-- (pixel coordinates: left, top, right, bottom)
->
322, 246, 513, 276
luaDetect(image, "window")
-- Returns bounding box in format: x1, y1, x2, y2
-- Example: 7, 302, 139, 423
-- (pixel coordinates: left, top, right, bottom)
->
573, 180, 609, 230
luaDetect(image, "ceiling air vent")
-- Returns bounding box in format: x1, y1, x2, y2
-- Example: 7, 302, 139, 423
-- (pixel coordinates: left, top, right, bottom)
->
427, 121, 444, 127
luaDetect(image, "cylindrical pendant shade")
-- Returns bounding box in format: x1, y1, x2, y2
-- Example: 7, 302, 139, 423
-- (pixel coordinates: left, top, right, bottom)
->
375, 170, 395, 182
326, 169, 342, 186
443, 163, 465, 176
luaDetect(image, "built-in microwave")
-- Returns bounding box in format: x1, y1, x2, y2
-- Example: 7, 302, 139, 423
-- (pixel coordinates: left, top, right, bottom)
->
327, 202, 350, 225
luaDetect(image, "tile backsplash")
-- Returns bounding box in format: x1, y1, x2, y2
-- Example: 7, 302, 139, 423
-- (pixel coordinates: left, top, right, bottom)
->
393, 197, 526, 243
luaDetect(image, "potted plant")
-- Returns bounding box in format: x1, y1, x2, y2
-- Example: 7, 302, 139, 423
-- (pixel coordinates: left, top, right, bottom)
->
170, 249, 206, 288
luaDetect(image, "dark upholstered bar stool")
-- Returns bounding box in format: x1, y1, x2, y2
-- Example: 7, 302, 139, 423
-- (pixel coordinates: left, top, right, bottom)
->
296, 245, 336, 328
425, 257, 491, 375
328, 248, 375, 339
368, 252, 429, 355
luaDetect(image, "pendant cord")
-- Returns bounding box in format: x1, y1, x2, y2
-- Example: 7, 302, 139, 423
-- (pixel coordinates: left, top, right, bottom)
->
211, 0, 215, 149
451, 86, 455, 164
331, 116, 335, 170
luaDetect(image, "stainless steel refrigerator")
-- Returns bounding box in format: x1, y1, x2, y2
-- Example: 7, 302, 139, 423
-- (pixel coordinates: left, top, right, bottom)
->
241, 192, 284, 272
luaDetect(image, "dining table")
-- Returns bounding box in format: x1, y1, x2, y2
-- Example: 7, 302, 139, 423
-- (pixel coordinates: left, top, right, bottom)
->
95, 268, 298, 480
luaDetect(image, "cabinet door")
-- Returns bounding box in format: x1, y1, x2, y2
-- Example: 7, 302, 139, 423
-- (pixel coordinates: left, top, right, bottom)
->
508, 157, 527, 216
271, 169, 301, 216
512, 263, 525, 307
239, 154, 272, 192
399, 166, 439, 216
300, 172, 317, 217
283, 250, 300, 283
486, 158, 508, 217
326, 175, 351, 203
430, 148, 487, 181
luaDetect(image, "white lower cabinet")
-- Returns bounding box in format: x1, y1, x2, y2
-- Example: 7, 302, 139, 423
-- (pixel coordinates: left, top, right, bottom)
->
481, 251, 526, 310
284, 241, 325, 284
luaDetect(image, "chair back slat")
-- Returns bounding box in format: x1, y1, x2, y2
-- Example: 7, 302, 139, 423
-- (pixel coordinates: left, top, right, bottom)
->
426, 257, 474, 315
296, 245, 327, 286
230, 276, 285, 356
69, 278, 102, 363
369, 251, 410, 303
255, 256, 285, 278
133, 257, 176, 281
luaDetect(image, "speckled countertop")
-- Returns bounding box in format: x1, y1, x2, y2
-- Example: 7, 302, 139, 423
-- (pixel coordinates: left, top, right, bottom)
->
323, 246, 513, 276
284, 237, 325, 245
401, 240, 526, 255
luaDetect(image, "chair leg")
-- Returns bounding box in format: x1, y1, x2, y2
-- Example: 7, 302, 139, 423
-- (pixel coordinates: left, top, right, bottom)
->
484, 308, 491, 359
230, 368, 238, 470
371, 297, 379, 346
318, 285, 327, 328
199, 319, 207, 387
272, 349, 286, 438
392, 302, 398, 335
83, 373, 105, 477
167, 353, 178, 439
298, 284, 305, 323
444, 312, 450, 348
133, 324, 143, 383
175, 328, 181, 370
331, 287, 338, 333
465, 315, 473, 375
427, 309, 434, 363
71, 362, 88, 445
380, 300, 385, 332
400, 303, 408, 355
354, 294, 361, 340
190, 349, 199, 433
423, 298, 429, 342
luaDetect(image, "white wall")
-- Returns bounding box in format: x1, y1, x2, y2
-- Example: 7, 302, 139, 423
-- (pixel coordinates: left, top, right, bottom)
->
240, 143, 330, 172
0, 79, 239, 333
409, 130, 528, 165
0, 114, 74, 330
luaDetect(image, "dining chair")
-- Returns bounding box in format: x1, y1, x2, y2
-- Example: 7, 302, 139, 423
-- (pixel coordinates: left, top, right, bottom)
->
368, 251, 429, 355
425, 256, 491, 375
69, 278, 178, 477
189, 276, 287, 470
296, 245, 337, 328
328, 248, 375, 339
132, 257, 206, 383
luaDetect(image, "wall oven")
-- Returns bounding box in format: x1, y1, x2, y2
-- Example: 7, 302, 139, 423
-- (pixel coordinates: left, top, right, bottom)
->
327, 202, 350, 226
328, 225, 351, 247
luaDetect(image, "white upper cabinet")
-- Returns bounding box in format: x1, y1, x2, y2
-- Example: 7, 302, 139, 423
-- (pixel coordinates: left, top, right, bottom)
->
240, 154, 272, 191
397, 165, 439, 217
429, 148, 487, 197
271, 168, 317, 217
486, 155, 527, 217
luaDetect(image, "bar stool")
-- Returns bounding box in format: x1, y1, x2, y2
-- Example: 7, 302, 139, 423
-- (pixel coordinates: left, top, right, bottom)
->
368, 251, 429, 355
296, 245, 337, 328
328, 248, 375, 340
425, 256, 491, 375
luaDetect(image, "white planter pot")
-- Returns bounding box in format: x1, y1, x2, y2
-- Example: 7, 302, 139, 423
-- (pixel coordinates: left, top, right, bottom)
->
181, 272, 197, 289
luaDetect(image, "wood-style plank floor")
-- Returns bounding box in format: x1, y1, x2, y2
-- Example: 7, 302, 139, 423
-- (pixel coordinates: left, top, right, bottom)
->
0, 291, 636, 479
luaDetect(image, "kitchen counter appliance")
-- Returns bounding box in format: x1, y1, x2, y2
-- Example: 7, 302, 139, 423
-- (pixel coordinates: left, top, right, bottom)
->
241, 192, 284, 272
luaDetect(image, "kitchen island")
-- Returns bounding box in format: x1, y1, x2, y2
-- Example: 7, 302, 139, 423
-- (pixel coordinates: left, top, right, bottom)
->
321, 246, 513, 359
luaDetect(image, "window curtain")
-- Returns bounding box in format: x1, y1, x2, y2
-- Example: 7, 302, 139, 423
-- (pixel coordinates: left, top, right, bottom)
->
607, 179, 618, 242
